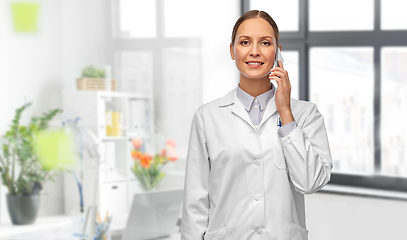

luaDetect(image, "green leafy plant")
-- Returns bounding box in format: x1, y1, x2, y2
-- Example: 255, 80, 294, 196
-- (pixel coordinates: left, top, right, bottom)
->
0, 103, 64, 196
81, 65, 105, 78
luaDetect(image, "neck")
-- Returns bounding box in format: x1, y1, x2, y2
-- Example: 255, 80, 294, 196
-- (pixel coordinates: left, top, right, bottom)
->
239, 75, 271, 97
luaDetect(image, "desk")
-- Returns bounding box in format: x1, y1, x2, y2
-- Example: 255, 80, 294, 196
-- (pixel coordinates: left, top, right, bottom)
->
0, 215, 181, 240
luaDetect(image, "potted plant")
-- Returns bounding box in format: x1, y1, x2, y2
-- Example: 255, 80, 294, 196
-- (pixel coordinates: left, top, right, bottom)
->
0, 102, 64, 225
76, 65, 116, 91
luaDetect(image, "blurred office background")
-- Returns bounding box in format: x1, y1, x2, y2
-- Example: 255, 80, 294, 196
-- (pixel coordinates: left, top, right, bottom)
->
1, 0, 407, 239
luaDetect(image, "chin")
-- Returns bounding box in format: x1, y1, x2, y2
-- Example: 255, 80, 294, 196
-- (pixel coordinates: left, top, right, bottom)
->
243, 72, 270, 80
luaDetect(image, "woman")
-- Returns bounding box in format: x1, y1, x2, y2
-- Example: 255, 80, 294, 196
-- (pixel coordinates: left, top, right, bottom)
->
181, 10, 332, 240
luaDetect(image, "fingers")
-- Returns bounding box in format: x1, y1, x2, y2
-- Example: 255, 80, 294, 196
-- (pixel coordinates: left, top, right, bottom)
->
269, 69, 290, 87
271, 60, 285, 72
269, 71, 283, 86
271, 61, 292, 114
278, 60, 284, 69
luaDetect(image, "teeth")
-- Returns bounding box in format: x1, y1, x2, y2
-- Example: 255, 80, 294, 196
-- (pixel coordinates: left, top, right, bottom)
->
247, 62, 262, 65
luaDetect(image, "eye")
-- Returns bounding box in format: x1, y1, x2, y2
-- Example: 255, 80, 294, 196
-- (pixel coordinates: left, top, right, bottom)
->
261, 41, 271, 46
240, 40, 250, 46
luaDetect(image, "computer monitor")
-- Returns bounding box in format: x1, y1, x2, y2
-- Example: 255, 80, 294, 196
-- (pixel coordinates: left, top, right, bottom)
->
121, 188, 184, 240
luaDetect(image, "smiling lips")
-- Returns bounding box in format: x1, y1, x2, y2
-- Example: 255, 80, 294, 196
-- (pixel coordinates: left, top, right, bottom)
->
246, 61, 264, 68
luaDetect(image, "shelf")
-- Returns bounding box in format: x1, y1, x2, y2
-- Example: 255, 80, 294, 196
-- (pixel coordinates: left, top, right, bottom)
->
63, 90, 151, 100
63, 89, 154, 219
97, 91, 150, 100
102, 178, 128, 184
101, 136, 150, 141
101, 136, 130, 141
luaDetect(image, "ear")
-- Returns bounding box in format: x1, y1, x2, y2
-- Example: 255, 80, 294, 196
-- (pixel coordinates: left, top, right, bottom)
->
230, 43, 235, 60
279, 44, 282, 51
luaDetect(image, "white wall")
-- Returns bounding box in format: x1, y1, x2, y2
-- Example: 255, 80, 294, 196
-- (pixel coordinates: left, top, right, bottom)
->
0, 0, 108, 223
0, 0, 63, 135
201, 0, 240, 104
60, 0, 109, 91
0, 0, 64, 224
306, 192, 407, 239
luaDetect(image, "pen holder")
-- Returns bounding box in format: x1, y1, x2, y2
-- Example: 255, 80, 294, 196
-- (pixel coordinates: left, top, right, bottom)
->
94, 214, 112, 240
71, 210, 90, 239
71, 210, 112, 240
94, 224, 111, 240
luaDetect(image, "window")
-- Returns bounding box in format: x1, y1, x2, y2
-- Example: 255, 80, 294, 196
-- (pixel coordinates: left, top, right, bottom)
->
163, 0, 203, 38
250, 0, 299, 31
111, 0, 203, 157
381, 47, 407, 178
245, 0, 407, 193
117, 0, 156, 38
381, 0, 407, 30
310, 47, 374, 175
309, 0, 374, 31
111, 0, 239, 159
281, 51, 299, 99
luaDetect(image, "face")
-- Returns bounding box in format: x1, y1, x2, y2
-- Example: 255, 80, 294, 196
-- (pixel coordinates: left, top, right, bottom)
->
230, 18, 278, 81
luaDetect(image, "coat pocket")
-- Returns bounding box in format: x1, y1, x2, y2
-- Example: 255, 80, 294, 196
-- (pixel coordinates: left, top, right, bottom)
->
290, 223, 308, 240
204, 227, 228, 240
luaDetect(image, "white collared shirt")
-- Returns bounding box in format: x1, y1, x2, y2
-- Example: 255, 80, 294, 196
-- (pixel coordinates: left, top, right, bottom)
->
236, 84, 297, 137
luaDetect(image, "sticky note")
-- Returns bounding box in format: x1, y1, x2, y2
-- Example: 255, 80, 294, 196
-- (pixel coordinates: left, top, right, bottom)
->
11, 2, 40, 33
36, 130, 76, 171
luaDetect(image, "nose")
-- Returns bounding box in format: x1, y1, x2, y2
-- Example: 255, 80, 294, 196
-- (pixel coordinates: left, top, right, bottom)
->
250, 44, 260, 57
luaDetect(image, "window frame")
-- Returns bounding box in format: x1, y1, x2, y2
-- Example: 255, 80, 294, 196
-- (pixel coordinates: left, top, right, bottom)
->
108, 0, 201, 93
243, 0, 407, 193
108, 0, 203, 159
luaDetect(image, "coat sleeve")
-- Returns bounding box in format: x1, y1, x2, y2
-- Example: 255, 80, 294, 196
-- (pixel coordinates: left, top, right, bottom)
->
181, 110, 210, 239
281, 103, 333, 194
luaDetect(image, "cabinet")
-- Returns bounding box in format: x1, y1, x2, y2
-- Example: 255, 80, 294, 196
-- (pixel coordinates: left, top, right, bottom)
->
62, 90, 154, 224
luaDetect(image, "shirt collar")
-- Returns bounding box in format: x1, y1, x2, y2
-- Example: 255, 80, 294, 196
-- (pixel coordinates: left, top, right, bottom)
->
236, 84, 275, 111
236, 85, 254, 111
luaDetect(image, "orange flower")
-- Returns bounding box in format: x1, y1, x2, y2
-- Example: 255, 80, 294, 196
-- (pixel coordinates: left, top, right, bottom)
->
140, 154, 152, 168
131, 150, 142, 161
132, 138, 143, 149
160, 149, 167, 157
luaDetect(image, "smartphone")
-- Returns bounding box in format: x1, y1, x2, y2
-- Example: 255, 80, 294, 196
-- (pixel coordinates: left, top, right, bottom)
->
274, 48, 284, 68
271, 48, 284, 88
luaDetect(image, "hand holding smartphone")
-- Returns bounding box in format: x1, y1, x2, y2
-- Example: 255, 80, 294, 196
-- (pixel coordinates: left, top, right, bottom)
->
270, 48, 284, 88
269, 47, 294, 124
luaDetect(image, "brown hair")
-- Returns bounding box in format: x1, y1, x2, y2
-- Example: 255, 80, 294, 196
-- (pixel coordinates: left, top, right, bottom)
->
231, 10, 279, 47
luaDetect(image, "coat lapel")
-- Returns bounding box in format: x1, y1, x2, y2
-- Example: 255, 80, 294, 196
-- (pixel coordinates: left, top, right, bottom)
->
259, 96, 278, 129
232, 98, 253, 128
218, 88, 253, 128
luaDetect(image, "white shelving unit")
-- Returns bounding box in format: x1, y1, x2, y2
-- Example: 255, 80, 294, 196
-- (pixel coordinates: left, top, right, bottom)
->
62, 90, 154, 225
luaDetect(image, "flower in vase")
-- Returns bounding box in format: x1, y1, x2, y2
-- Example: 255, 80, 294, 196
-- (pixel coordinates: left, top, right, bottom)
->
140, 153, 152, 168
131, 150, 141, 160
166, 139, 176, 148
132, 138, 143, 149
159, 139, 178, 162
130, 138, 178, 191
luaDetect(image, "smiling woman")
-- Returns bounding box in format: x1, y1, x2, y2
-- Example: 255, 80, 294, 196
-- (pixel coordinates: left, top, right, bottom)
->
230, 18, 277, 82
181, 10, 332, 240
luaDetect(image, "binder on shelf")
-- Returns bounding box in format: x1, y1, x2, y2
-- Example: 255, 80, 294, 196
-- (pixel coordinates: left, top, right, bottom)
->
129, 99, 150, 138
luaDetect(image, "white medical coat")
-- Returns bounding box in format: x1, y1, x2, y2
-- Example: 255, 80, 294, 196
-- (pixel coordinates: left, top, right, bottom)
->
181, 88, 333, 240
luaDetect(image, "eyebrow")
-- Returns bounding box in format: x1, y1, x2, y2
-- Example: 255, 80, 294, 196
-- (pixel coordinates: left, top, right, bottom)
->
238, 35, 273, 40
